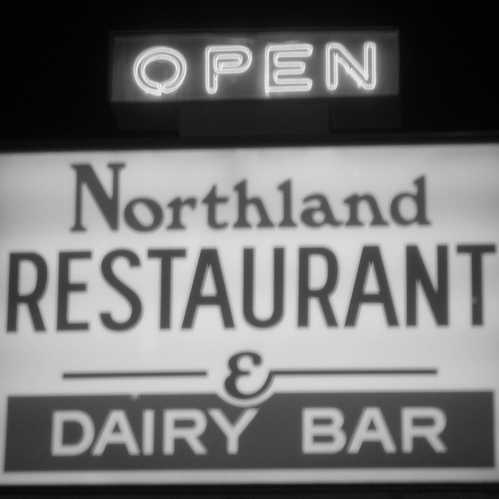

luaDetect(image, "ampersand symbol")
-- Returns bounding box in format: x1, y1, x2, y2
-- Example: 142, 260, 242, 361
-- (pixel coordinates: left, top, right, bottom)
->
224, 351, 273, 402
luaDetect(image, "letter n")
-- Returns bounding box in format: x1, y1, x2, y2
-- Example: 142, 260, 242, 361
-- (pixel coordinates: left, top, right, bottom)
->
71, 163, 124, 231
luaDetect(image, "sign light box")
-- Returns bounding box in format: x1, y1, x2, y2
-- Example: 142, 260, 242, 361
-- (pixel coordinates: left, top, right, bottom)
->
0, 144, 498, 485
111, 30, 399, 102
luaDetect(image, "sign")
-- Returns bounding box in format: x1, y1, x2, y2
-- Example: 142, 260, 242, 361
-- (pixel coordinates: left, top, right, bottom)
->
111, 30, 399, 102
0, 144, 498, 485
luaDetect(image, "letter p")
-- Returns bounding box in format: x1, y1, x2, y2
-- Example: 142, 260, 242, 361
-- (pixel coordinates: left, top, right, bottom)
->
205, 45, 253, 95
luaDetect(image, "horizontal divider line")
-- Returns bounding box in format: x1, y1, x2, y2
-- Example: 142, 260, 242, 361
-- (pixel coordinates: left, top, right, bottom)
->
272, 369, 438, 376
63, 368, 437, 380
63, 371, 208, 379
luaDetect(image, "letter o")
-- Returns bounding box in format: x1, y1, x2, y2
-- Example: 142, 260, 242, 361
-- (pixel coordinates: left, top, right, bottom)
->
124, 198, 163, 231
133, 46, 188, 96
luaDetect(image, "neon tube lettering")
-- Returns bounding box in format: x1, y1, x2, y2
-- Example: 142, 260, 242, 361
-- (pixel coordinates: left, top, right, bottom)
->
205, 45, 253, 95
133, 46, 188, 97
264, 43, 313, 95
325, 42, 377, 91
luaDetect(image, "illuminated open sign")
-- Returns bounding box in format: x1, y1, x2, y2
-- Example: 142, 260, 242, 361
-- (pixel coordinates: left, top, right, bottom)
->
111, 30, 399, 103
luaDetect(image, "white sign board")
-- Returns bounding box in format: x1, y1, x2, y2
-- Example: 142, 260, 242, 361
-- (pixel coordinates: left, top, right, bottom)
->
0, 144, 498, 484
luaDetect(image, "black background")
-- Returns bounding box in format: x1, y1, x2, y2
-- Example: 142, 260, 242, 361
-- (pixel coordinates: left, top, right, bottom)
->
0, 2, 498, 497
0, 4, 498, 146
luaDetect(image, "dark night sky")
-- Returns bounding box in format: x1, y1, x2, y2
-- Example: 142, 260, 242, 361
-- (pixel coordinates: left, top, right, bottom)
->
0, 4, 498, 144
